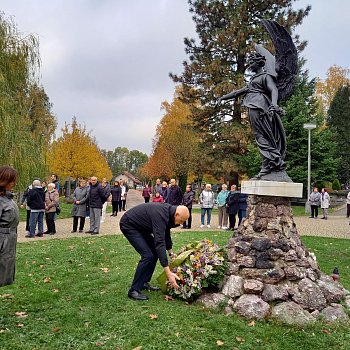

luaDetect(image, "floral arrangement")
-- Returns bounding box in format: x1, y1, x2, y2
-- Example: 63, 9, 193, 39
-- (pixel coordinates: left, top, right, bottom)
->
157, 239, 227, 301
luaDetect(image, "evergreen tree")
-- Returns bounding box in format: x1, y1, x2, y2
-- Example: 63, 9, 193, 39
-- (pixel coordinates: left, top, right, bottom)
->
171, 0, 310, 179
328, 85, 350, 184
282, 73, 339, 189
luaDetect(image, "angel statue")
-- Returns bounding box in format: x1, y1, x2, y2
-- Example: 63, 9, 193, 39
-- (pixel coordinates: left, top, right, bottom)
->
217, 20, 298, 182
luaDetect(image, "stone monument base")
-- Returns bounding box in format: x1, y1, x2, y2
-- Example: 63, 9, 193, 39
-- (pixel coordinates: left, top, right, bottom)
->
197, 195, 350, 325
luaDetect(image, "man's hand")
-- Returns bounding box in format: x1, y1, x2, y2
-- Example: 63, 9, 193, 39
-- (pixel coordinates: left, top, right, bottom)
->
164, 266, 179, 289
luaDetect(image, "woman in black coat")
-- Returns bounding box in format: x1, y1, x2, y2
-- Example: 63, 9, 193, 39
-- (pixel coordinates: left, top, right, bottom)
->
110, 181, 122, 216
226, 184, 240, 230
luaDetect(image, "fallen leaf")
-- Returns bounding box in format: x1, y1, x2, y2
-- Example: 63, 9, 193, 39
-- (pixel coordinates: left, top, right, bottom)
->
216, 340, 224, 346
149, 314, 158, 320
52, 327, 60, 332
164, 295, 173, 301
248, 320, 256, 327
95, 342, 104, 346
236, 336, 245, 343
44, 277, 51, 283
52, 289, 59, 293
1, 294, 14, 299
175, 332, 180, 337
16, 324, 24, 328
15, 311, 28, 318
132, 347, 142, 350
100, 268, 109, 273
322, 329, 331, 334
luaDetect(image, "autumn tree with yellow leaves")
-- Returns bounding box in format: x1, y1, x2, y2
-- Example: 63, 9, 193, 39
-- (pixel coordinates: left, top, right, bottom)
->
315, 65, 350, 114
141, 90, 199, 189
47, 117, 112, 181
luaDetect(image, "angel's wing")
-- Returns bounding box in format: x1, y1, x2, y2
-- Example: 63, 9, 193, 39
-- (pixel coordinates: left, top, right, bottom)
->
261, 19, 298, 101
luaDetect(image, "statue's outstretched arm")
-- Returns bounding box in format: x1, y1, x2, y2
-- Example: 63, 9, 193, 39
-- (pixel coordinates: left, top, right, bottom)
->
217, 87, 248, 107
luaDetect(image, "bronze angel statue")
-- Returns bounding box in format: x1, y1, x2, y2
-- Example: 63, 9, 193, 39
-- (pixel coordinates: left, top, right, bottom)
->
217, 20, 298, 182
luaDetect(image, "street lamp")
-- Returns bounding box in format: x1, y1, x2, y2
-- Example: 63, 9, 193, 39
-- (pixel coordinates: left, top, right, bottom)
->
303, 123, 317, 213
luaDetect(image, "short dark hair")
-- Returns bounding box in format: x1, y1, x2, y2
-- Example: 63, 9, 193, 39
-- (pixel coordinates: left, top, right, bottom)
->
0, 166, 18, 195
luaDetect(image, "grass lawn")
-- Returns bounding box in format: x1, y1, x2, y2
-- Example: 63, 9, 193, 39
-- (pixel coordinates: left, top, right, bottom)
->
1, 232, 350, 350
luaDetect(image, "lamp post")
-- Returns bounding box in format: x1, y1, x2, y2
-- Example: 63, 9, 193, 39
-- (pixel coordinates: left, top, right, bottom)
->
303, 123, 317, 213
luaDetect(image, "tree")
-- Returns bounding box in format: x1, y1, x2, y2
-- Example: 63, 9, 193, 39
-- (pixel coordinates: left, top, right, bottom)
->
101, 147, 148, 176
315, 65, 350, 114
47, 117, 112, 181
141, 89, 199, 185
170, 0, 310, 179
327, 85, 350, 184
0, 13, 55, 188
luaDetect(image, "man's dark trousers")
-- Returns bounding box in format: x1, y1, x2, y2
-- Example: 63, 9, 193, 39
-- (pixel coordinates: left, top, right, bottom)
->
120, 217, 158, 292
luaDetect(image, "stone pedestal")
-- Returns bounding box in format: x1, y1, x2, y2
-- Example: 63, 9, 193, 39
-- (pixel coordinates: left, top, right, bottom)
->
241, 180, 303, 198
197, 194, 349, 325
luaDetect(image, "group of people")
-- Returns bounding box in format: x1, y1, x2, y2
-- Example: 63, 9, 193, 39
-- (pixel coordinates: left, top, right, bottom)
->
71, 177, 129, 235
21, 174, 60, 238
309, 187, 331, 220
141, 178, 248, 231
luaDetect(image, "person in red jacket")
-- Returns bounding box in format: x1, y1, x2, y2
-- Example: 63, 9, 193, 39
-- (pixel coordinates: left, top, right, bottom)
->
152, 192, 164, 203
142, 184, 152, 203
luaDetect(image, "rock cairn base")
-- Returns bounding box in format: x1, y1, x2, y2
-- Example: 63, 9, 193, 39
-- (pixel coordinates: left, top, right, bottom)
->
197, 195, 350, 325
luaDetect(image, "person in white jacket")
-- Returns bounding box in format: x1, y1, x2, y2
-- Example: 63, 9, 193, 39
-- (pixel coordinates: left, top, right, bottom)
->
320, 188, 330, 220
199, 184, 215, 228
346, 191, 350, 218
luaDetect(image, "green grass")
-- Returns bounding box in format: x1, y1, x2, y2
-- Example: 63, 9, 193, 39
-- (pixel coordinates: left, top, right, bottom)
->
1, 232, 350, 349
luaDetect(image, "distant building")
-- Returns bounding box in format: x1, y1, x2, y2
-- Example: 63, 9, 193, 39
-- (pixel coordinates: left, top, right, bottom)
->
113, 171, 142, 188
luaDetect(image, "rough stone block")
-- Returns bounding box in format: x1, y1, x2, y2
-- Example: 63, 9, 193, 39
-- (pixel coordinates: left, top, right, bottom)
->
233, 294, 270, 320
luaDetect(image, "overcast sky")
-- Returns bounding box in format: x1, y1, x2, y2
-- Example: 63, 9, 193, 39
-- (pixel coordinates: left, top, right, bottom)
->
1, 0, 349, 155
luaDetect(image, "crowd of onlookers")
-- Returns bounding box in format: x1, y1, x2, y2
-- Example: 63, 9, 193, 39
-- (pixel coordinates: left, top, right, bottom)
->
20, 174, 130, 237
142, 178, 248, 231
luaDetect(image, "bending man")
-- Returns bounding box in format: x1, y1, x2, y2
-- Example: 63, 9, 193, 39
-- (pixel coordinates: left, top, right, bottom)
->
120, 203, 189, 301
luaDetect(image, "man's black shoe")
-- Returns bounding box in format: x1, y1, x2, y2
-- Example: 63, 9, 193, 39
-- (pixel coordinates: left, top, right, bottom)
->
91, 232, 99, 235
85, 230, 93, 233
142, 282, 160, 292
128, 290, 149, 301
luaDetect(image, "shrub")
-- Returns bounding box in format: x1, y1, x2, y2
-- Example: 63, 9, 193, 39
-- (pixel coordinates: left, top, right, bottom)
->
332, 179, 341, 191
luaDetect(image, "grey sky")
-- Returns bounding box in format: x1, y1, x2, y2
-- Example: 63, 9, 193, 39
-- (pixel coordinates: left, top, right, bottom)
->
1, 0, 349, 155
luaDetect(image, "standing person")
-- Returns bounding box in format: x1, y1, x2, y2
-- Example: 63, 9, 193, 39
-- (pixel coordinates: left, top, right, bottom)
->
101, 178, 111, 223
309, 187, 321, 219
120, 180, 127, 211
320, 188, 331, 220
119, 203, 190, 300
346, 191, 350, 218
199, 184, 215, 228
0, 166, 19, 287
71, 179, 89, 232
20, 182, 34, 235
45, 183, 59, 235
152, 192, 164, 203
238, 190, 248, 226
166, 179, 183, 205
41, 181, 48, 193
110, 181, 122, 216
216, 184, 229, 229
154, 178, 162, 194
26, 179, 45, 238
86, 177, 108, 235
142, 184, 152, 203
182, 184, 194, 229
160, 181, 169, 202
226, 184, 240, 230
51, 174, 60, 193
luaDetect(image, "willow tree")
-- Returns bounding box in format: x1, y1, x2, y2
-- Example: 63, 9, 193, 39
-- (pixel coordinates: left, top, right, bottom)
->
170, 0, 310, 180
47, 117, 112, 181
0, 13, 56, 188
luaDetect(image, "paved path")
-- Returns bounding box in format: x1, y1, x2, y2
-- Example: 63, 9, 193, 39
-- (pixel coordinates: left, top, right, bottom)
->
17, 190, 350, 243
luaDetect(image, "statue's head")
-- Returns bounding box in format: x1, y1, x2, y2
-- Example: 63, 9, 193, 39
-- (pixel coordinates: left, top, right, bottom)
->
247, 52, 266, 72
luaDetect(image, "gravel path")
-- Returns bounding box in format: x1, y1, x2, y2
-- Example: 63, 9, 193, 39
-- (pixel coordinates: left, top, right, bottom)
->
17, 190, 350, 243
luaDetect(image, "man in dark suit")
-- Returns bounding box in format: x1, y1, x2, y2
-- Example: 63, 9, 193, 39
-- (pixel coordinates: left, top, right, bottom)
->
120, 203, 189, 301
